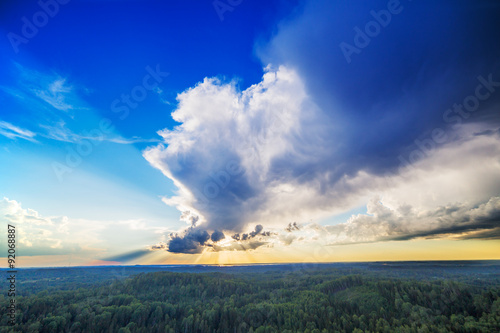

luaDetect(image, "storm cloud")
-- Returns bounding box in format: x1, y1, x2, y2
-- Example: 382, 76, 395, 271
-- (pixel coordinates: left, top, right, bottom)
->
232, 224, 266, 241
144, 0, 500, 253
210, 230, 225, 242
168, 228, 210, 254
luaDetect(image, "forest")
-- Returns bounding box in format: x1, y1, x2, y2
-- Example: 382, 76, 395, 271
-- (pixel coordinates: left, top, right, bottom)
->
1, 262, 499, 333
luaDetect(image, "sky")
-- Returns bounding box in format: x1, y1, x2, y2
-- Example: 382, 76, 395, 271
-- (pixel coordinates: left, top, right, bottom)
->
0, 0, 499, 267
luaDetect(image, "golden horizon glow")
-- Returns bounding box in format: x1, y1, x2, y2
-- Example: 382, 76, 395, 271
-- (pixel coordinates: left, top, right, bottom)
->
6, 239, 500, 267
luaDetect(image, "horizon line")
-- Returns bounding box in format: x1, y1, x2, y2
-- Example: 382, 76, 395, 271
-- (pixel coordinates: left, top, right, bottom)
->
2, 258, 500, 270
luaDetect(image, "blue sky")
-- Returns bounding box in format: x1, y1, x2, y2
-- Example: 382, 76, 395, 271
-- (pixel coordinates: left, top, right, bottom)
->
0, 0, 294, 220
1, 0, 499, 265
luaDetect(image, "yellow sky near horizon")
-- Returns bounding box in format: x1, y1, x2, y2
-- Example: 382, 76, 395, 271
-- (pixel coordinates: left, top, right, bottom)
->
7, 239, 500, 267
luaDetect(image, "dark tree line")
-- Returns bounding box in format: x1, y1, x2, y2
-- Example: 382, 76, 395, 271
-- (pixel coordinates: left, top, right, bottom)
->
1, 269, 499, 332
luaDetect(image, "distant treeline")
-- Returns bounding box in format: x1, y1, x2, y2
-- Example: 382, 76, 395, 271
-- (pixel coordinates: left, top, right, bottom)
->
1, 268, 499, 332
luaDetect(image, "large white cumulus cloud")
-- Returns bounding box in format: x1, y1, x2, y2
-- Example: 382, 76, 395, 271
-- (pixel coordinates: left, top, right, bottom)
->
144, 66, 336, 232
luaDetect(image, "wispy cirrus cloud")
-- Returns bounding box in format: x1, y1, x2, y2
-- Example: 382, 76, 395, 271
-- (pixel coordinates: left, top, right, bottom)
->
105, 136, 162, 144
9, 62, 84, 113
33, 77, 75, 112
39, 122, 160, 145
1, 63, 160, 146
0, 118, 157, 145
0, 121, 37, 142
